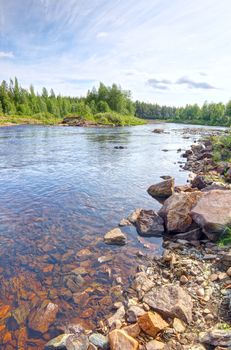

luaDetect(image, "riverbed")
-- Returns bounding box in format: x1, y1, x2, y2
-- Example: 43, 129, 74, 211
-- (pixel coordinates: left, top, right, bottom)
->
0, 123, 225, 348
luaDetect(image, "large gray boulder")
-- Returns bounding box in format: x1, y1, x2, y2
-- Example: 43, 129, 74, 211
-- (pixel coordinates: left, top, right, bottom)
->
143, 284, 193, 324
190, 190, 231, 241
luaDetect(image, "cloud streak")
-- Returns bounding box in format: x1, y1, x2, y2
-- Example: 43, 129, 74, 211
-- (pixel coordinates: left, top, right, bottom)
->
0, 51, 14, 59
176, 77, 216, 90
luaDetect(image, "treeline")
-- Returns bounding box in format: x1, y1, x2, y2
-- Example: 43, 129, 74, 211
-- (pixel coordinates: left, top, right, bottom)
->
0, 78, 134, 118
135, 101, 231, 126
0, 78, 230, 126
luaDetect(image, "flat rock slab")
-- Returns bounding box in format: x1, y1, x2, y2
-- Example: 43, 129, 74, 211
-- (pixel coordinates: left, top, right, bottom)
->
104, 228, 126, 245
191, 190, 231, 241
143, 284, 193, 324
135, 210, 164, 236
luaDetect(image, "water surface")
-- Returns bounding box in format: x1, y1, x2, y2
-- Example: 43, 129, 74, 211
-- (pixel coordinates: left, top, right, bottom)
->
0, 123, 222, 348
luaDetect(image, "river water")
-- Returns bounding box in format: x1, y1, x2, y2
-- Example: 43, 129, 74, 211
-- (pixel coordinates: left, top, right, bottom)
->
0, 123, 223, 348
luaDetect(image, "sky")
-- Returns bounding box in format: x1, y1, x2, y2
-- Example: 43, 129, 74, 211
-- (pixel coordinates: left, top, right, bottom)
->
0, 0, 231, 106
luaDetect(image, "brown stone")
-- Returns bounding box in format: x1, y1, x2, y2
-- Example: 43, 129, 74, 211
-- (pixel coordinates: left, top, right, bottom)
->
138, 311, 168, 337
146, 340, 165, 350
148, 178, 174, 199
28, 300, 58, 333
159, 192, 203, 233
104, 228, 126, 245
122, 323, 141, 338
108, 329, 139, 350
191, 190, 231, 241
143, 284, 193, 324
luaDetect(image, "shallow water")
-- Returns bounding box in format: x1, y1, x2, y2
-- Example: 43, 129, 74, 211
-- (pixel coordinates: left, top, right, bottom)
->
0, 123, 224, 348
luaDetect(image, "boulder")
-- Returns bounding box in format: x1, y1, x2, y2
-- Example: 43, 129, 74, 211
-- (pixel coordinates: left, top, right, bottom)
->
28, 300, 58, 333
135, 210, 164, 236
159, 192, 203, 233
190, 190, 231, 241
143, 285, 193, 324
138, 311, 168, 337
148, 178, 174, 199
199, 328, 231, 347
108, 329, 139, 350
104, 228, 126, 245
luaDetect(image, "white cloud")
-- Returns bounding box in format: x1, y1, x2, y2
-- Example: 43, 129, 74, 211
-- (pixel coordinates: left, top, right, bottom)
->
1, 0, 231, 105
0, 51, 14, 59
96, 31, 108, 39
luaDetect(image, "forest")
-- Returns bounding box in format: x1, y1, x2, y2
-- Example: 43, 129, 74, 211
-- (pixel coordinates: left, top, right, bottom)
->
0, 78, 230, 126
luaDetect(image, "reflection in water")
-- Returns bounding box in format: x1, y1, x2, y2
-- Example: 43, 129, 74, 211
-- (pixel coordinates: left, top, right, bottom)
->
0, 123, 220, 348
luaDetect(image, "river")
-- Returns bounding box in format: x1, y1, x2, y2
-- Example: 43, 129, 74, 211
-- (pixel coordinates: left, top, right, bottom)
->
0, 123, 224, 348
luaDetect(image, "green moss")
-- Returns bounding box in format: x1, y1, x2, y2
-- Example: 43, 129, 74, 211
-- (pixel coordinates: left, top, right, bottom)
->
218, 226, 231, 246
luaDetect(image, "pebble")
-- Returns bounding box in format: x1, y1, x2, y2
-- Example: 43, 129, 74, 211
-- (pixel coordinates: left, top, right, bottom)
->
227, 267, 231, 277
180, 275, 188, 284
196, 288, 205, 297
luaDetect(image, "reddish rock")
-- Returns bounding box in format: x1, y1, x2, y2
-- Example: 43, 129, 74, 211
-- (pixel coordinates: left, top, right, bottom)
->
159, 191, 203, 233
138, 311, 168, 337
191, 190, 231, 241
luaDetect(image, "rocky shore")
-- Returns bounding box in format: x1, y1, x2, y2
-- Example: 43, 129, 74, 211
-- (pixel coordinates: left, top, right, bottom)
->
45, 135, 231, 350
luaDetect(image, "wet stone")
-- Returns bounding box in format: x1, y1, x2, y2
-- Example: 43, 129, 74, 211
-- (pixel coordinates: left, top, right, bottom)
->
28, 300, 58, 333
89, 333, 109, 349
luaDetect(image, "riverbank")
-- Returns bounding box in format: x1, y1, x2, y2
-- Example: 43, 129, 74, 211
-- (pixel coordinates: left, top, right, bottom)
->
0, 112, 146, 128
43, 131, 231, 350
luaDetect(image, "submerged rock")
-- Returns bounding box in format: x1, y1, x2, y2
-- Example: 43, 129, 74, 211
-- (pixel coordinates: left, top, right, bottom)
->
190, 190, 231, 241
104, 228, 126, 245
148, 178, 174, 199
135, 210, 164, 236
143, 284, 193, 324
48, 334, 89, 350
109, 329, 139, 350
28, 300, 58, 333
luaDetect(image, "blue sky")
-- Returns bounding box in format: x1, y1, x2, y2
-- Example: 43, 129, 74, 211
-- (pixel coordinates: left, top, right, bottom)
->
0, 0, 231, 105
